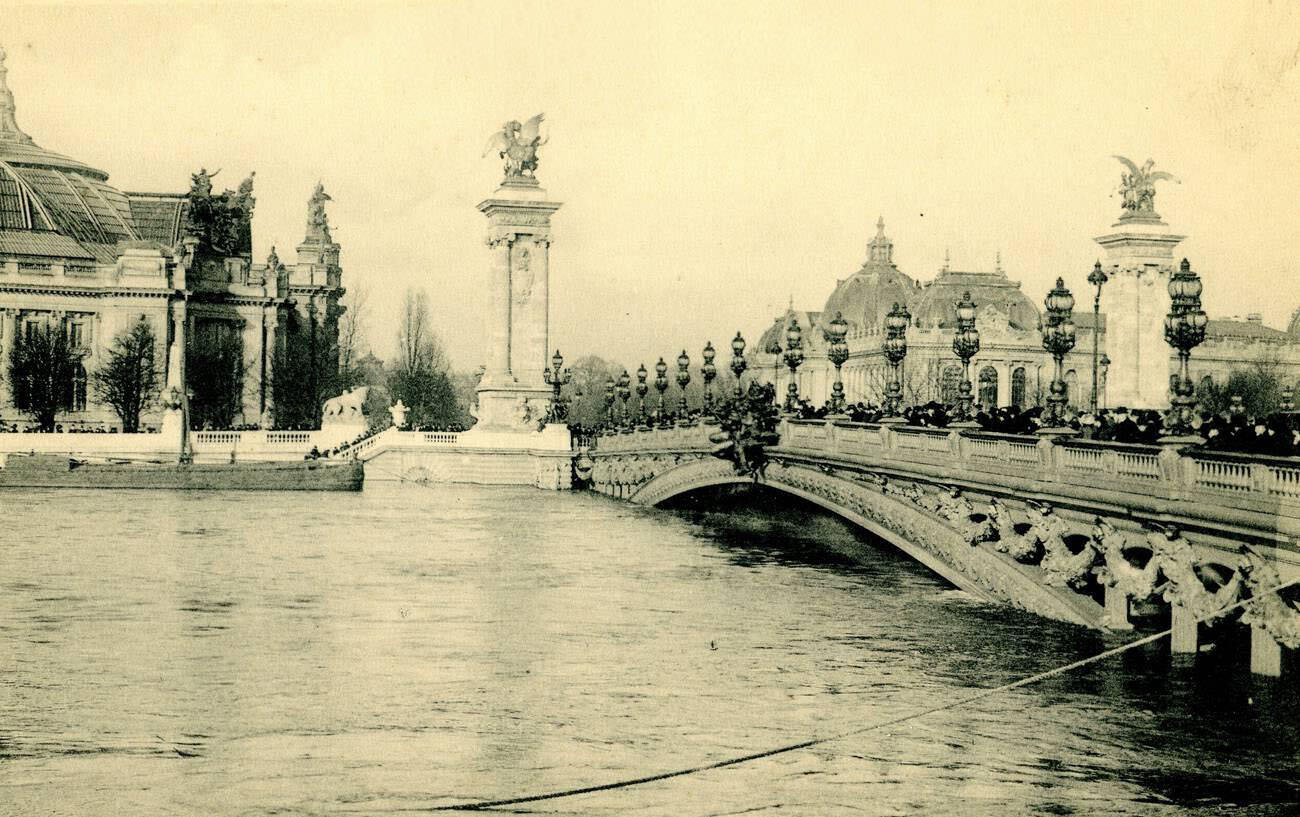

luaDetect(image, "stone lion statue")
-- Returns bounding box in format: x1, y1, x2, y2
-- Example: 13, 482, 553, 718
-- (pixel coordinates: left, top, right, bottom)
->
322, 386, 369, 424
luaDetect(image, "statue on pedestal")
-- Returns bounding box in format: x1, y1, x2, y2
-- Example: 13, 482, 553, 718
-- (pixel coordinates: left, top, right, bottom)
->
483, 114, 547, 179
1114, 156, 1178, 219
389, 400, 408, 429
322, 386, 369, 426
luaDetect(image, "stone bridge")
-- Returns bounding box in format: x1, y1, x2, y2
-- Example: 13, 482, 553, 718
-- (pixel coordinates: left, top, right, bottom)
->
587, 418, 1300, 676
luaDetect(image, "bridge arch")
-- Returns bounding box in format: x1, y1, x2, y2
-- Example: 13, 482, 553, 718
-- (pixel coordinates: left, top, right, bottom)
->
628, 456, 1103, 627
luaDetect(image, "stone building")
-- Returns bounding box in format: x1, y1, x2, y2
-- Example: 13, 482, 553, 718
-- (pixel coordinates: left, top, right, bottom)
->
753, 212, 1300, 412
0, 48, 344, 429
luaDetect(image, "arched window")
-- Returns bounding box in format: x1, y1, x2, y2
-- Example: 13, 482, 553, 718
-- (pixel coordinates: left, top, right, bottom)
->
70, 362, 87, 412
978, 366, 998, 408
1064, 369, 1079, 407
941, 365, 962, 405
1011, 367, 1027, 408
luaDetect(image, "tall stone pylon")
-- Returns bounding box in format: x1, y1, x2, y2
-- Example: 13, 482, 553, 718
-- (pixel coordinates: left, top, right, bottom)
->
1094, 157, 1184, 410
476, 114, 562, 430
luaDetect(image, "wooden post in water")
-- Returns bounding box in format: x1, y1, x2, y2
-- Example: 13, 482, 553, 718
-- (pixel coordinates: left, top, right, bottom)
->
1250, 626, 1282, 677
1169, 604, 1198, 653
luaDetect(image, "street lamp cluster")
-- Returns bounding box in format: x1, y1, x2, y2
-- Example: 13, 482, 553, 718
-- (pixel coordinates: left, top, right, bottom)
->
1164, 258, 1209, 436
558, 256, 1212, 436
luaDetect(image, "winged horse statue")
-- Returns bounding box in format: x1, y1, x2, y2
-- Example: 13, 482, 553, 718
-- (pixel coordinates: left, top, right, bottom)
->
483, 114, 547, 179
1114, 156, 1179, 216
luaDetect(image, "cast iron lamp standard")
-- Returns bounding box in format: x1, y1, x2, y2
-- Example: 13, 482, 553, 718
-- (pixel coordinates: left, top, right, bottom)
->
783, 317, 805, 413
730, 332, 747, 399
951, 291, 981, 423
654, 357, 671, 428
1040, 277, 1078, 431
675, 350, 692, 425
882, 301, 911, 421
701, 341, 717, 418
1088, 260, 1108, 411
635, 363, 650, 428
1163, 258, 1208, 439
824, 311, 849, 415
603, 376, 616, 432
616, 370, 632, 432
543, 349, 571, 422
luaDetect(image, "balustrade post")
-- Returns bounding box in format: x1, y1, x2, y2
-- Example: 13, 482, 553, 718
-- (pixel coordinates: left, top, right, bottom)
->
1250, 626, 1283, 677
878, 423, 894, 459
949, 430, 964, 461
1250, 463, 1273, 493
1169, 604, 1198, 653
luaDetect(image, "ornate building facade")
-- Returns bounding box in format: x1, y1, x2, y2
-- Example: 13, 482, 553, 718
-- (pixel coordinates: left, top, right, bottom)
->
753, 208, 1300, 412
0, 48, 344, 429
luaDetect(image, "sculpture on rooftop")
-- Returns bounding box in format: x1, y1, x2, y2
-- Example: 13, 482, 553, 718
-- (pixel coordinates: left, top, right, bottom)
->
1114, 156, 1178, 219
483, 113, 547, 180
307, 182, 333, 242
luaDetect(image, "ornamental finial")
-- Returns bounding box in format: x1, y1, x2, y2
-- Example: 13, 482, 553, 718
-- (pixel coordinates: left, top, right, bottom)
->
0, 44, 32, 144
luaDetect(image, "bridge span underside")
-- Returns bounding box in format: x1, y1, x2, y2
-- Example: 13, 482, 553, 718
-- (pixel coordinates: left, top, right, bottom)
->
588, 420, 1300, 675
622, 456, 1103, 627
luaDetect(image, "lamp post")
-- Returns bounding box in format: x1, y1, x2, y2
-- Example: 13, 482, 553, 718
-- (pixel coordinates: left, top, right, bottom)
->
603, 376, 616, 431
654, 357, 670, 427
783, 316, 805, 412
543, 349, 571, 422
883, 302, 911, 418
635, 363, 649, 427
1087, 260, 1108, 411
617, 369, 632, 431
1041, 277, 1077, 429
1164, 258, 1208, 438
701, 341, 717, 417
730, 332, 747, 399
824, 311, 849, 414
675, 349, 692, 424
952, 291, 980, 421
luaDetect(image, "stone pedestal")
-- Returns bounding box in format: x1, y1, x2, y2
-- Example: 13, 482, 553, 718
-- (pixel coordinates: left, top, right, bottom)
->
1103, 584, 1133, 630
1094, 216, 1184, 410
477, 178, 562, 431
1170, 604, 1199, 653
1250, 626, 1283, 677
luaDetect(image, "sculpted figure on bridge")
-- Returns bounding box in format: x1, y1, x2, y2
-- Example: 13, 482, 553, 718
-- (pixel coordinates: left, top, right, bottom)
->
1093, 518, 1160, 601
484, 114, 547, 180
1114, 156, 1178, 218
1239, 549, 1300, 649
1033, 504, 1098, 590
1150, 524, 1241, 622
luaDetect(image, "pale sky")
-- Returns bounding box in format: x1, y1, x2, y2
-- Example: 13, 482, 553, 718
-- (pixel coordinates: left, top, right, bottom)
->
5, 1, 1300, 371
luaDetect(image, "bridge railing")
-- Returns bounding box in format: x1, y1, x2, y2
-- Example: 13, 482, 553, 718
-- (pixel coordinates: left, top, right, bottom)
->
589, 417, 1300, 531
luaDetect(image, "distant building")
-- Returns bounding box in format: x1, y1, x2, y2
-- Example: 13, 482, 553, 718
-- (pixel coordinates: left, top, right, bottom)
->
752, 212, 1300, 412
0, 48, 344, 429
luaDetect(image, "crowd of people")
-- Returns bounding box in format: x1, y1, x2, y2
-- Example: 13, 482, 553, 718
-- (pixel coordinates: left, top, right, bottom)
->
786, 397, 1300, 456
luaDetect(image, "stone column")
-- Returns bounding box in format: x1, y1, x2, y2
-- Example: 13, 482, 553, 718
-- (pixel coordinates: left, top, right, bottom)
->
1250, 626, 1282, 677
1169, 604, 1198, 653
484, 234, 513, 385
0, 309, 15, 410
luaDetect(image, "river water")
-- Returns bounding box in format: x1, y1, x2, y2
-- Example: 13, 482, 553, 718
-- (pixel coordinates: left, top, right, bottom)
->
1, 482, 1297, 816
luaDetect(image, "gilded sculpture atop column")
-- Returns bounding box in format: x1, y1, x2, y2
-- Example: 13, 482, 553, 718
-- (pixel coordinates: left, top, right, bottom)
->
483, 114, 547, 180
1114, 156, 1178, 219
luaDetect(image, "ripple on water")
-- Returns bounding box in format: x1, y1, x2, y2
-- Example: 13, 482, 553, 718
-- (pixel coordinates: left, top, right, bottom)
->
0, 483, 1296, 817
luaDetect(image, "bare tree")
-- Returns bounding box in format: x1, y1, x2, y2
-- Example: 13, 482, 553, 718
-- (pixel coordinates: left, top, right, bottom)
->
92, 316, 160, 433
338, 283, 369, 388
390, 288, 458, 427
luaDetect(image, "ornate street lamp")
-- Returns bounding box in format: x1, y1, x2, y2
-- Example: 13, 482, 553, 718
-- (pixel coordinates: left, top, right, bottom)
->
701, 341, 717, 417
730, 331, 747, 398
675, 349, 692, 422
654, 356, 670, 427
1087, 260, 1109, 411
882, 302, 911, 418
951, 292, 981, 420
617, 369, 632, 431
543, 349, 571, 422
603, 376, 616, 431
783, 316, 805, 412
1041, 277, 1077, 428
635, 363, 649, 427
1164, 258, 1208, 437
824, 311, 849, 413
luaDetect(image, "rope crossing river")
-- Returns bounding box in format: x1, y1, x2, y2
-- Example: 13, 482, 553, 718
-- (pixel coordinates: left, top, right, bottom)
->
371, 464, 1296, 813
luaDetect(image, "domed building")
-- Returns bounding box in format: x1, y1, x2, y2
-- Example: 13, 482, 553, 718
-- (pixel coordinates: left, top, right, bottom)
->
752, 218, 1100, 410
0, 47, 345, 430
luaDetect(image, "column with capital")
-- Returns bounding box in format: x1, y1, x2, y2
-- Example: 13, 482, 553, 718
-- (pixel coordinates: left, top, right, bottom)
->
0, 309, 16, 411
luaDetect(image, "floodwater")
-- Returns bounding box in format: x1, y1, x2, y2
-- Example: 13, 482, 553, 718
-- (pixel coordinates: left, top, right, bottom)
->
1, 482, 1297, 817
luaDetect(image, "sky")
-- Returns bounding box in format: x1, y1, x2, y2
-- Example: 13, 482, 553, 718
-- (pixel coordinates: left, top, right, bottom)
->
4, 1, 1300, 372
